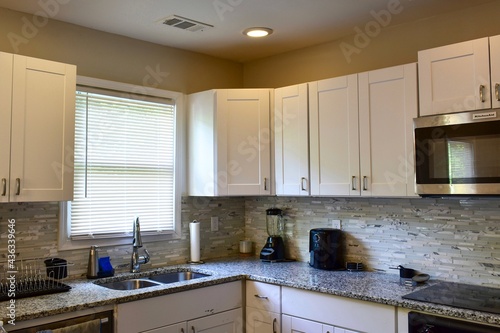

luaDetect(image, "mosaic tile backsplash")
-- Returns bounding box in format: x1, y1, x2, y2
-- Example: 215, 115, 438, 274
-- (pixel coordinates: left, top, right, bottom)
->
1, 196, 499, 286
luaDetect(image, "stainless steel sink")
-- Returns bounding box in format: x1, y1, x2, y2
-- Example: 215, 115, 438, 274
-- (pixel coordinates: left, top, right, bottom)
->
97, 278, 162, 290
95, 271, 210, 290
148, 271, 210, 284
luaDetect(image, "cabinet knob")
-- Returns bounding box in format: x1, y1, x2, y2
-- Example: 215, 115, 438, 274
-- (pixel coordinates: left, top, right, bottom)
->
1, 178, 5, 196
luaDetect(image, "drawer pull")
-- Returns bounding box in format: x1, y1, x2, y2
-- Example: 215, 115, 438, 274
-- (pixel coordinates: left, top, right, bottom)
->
496, 83, 500, 101
1, 178, 5, 196
351, 176, 357, 190
254, 294, 268, 299
363, 176, 368, 191
264, 177, 268, 191
273, 318, 277, 333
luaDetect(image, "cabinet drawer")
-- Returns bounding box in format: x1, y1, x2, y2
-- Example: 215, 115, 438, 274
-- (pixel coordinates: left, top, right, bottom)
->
282, 286, 395, 333
246, 281, 281, 313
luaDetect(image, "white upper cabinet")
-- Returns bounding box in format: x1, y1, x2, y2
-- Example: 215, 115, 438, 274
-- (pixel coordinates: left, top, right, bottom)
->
1, 52, 76, 202
0, 53, 13, 203
188, 89, 272, 196
309, 75, 359, 196
274, 83, 309, 196
358, 63, 418, 197
308, 64, 417, 197
418, 37, 491, 116
489, 35, 500, 109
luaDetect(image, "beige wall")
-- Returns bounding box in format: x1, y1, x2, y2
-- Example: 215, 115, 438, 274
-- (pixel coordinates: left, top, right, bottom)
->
243, 1, 500, 88
2, 2, 500, 91
0, 8, 243, 94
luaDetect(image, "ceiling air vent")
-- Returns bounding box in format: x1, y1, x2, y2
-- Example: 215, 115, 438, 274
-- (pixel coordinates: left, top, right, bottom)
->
161, 15, 213, 32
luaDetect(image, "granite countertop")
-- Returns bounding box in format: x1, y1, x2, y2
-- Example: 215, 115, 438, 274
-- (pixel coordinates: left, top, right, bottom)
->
1, 257, 500, 326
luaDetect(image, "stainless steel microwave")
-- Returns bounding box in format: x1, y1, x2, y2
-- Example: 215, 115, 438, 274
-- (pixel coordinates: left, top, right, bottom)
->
414, 110, 500, 196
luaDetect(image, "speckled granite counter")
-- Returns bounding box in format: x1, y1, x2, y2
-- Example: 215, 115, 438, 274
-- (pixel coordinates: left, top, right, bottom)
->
1, 257, 499, 327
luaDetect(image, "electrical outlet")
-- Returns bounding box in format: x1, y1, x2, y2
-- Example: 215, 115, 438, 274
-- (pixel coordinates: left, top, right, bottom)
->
211, 216, 219, 231
331, 219, 341, 229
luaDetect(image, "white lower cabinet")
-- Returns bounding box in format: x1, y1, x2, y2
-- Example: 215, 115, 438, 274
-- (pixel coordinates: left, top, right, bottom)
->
142, 309, 242, 333
116, 281, 243, 333
282, 286, 396, 333
246, 281, 281, 333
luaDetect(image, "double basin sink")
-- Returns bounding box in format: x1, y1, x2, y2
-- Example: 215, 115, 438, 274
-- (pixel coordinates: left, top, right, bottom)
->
95, 271, 210, 291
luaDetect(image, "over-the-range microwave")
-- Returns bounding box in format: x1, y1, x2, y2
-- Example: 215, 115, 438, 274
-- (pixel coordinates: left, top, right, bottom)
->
414, 110, 500, 196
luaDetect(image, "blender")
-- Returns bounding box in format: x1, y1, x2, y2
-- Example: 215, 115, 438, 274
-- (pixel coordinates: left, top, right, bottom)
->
259, 208, 285, 262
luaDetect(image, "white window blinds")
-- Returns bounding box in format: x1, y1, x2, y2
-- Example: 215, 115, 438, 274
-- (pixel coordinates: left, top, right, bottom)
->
70, 88, 176, 239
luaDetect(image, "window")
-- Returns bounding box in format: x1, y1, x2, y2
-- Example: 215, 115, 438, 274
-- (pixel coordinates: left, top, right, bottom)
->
59, 77, 183, 250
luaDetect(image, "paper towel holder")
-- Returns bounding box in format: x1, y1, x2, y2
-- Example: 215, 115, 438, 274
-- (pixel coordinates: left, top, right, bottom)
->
188, 220, 205, 264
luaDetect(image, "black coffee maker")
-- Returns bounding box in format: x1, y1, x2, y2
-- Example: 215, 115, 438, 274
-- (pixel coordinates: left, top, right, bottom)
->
260, 208, 285, 262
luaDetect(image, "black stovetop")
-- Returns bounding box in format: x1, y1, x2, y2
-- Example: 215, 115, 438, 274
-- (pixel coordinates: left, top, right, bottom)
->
403, 282, 500, 315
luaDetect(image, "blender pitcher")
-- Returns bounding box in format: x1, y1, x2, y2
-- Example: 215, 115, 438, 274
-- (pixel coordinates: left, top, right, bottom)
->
259, 208, 286, 261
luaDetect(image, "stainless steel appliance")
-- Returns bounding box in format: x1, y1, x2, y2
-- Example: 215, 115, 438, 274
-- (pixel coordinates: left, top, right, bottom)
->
404, 282, 500, 332
309, 228, 343, 270
8, 310, 113, 333
414, 110, 500, 196
408, 312, 498, 333
260, 208, 285, 262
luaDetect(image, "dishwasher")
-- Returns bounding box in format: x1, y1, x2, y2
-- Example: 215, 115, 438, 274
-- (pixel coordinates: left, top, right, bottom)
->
7, 310, 113, 333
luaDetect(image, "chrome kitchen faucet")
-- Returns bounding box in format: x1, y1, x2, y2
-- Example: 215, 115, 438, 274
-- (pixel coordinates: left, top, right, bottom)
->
130, 217, 150, 273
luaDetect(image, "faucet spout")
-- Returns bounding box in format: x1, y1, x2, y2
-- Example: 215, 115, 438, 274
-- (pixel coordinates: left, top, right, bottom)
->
130, 217, 151, 273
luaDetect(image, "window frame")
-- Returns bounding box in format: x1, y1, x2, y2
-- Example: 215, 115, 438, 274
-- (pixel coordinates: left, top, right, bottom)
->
58, 76, 185, 250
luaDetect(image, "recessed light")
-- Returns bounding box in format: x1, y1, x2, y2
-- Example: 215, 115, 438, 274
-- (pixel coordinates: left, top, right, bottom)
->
243, 27, 273, 38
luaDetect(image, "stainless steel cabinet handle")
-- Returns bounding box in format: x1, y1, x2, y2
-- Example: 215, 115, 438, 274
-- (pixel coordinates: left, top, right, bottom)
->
15, 178, 20, 195
351, 176, 357, 191
254, 294, 268, 299
301, 177, 307, 191
496, 83, 500, 101
480, 84, 486, 103
1, 178, 5, 196
363, 176, 368, 191
273, 318, 277, 333
264, 177, 268, 191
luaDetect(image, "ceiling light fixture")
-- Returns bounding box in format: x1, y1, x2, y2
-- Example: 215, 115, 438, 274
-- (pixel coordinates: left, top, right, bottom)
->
243, 27, 273, 38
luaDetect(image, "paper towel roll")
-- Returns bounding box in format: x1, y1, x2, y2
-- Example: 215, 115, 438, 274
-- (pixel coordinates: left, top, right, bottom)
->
189, 220, 201, 262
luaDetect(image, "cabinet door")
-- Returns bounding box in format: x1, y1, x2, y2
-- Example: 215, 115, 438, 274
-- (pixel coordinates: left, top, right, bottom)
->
275, 83, 309, 195
246, 281, 281, 313
246, 308, 280, 333
217, 89, 271, 196
358, 64, 418, 197
142, 322, 187, 333
490, 35, 500, 109
282, 314, 322, 333
10, 55, 76, 202
0, 52, 13, 203
418, 37, 490, 116
309, 75, 359, 196
188, 308, 243, 333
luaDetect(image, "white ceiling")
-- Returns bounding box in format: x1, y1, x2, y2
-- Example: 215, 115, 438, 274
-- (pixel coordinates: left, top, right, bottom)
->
0, 0, 496, 63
